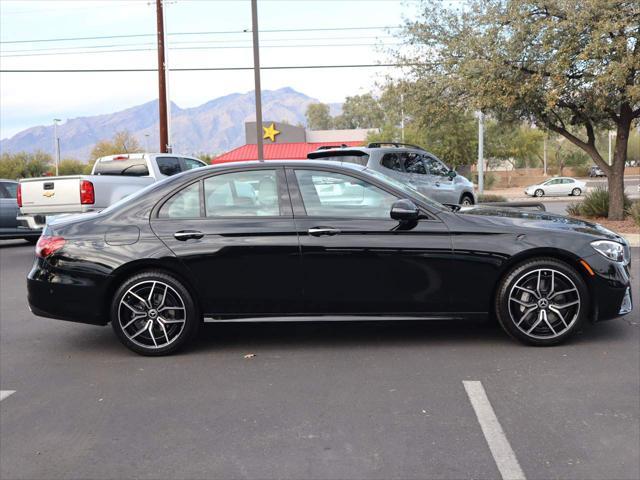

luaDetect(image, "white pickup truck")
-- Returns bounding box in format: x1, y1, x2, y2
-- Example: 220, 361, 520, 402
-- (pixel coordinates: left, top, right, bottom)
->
18, 153, 206, 229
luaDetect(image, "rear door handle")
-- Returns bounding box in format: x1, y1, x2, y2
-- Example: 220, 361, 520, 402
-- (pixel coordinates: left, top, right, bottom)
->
174, 230, 204, 241
308, 227, 341, 237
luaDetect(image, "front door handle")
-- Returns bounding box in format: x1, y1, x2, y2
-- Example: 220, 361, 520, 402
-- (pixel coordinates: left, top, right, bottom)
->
174, 230, 204, 241
308, 227, 341, 237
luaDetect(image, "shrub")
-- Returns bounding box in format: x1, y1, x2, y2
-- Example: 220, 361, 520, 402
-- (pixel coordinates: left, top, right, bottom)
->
571, 165, 590, 178
565, 202, 582, 217
629, 201, 640, 227
478, 193, 507, 203
578, 186, 632, 218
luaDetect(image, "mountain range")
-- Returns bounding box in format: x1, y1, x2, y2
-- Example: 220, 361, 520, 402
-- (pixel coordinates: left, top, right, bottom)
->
0, 87, 341, 160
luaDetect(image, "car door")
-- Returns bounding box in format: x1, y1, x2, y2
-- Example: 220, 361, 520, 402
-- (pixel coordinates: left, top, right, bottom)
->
0, 182, 19, 232
423, 155, 457, 204
150, 167, 303, 316
286, 166, 453, 315
544, 178, 563, 195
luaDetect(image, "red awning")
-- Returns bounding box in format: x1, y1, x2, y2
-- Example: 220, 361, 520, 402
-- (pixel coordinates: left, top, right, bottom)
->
213, 141, 363, 164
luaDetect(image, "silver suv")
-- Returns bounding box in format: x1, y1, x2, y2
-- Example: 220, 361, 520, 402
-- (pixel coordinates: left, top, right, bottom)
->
307, 143, 476, 205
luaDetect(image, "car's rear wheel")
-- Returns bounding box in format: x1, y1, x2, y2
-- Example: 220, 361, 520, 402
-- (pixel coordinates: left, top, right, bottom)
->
459, 194, 474, 206
571, 187, 582, 196
534, 189, 544, 197
495, 258, 588, 346
111, 271, 199, 356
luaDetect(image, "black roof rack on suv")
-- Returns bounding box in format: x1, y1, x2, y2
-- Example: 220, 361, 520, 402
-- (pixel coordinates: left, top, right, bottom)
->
366, 142, 426, 151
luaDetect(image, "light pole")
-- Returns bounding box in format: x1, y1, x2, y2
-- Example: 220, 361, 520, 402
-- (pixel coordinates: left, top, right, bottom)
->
53, 118, 61, 175
608, 130, 616, 166
476, 111, 484, 194
144, 134, 150, 153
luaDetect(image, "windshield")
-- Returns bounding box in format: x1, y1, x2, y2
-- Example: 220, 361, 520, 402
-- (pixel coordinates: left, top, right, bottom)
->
363, 168, 448, 212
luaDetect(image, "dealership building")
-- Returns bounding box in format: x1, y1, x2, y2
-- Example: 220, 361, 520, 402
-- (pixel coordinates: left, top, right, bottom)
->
213, 121, 375, 163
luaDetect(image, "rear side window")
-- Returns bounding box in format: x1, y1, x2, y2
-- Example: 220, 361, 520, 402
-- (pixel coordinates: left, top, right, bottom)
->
158, 183, 201, 218
93, 157, 149, 176
156, 157, 182, 176
204, 170, 280, 217
381, 153, 402, 171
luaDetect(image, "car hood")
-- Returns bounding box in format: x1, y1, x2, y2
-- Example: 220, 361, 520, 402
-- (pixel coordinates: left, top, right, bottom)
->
457, 205, 624, 241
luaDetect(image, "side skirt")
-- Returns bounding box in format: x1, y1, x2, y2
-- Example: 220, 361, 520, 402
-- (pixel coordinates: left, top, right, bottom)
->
204, 313, 489, 323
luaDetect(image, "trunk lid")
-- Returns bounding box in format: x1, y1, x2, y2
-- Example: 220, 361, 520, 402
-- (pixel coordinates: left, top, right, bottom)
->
19, 176, 83, 215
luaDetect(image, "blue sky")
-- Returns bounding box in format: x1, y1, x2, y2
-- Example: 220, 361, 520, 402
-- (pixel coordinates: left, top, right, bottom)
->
0, 0, 421, 139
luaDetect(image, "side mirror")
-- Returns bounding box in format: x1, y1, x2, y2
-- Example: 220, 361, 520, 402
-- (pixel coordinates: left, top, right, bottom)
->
391, 199, 419, 222
447, 170, 457, 180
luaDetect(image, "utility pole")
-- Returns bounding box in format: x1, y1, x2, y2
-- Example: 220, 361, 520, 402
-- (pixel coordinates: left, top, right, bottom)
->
400, 93, 405, 143
251, 0, 264, 161
156, 0, 169, 153
53, 118, 61, 175
608, 130, 614, 166
477, 111, 484, 194
543, 134, 547, 176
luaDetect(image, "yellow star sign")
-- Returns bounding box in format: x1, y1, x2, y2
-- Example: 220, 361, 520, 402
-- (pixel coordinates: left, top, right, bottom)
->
263, 123, 280, 142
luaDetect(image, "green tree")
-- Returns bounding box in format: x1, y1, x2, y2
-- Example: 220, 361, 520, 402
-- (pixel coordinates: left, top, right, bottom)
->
197, 153, 213, 164
0, 151, 53, 179
90, 130, 142, 161
57, 158, 92, 175
397, 0, 640, 219
305, 103, 334, 130
334, 94, 385, 129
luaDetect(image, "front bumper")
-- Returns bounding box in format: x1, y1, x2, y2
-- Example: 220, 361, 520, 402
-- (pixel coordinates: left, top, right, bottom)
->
585, 253, 633, 322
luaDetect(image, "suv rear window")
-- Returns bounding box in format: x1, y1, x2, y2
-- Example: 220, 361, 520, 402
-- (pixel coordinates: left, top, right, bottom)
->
93, 157, 149, 176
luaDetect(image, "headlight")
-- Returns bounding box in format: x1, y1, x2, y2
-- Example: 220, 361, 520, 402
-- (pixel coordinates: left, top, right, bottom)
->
591, 240, 625, 262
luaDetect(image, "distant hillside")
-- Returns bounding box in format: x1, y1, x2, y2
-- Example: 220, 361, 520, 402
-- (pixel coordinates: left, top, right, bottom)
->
0, 87, 342, 160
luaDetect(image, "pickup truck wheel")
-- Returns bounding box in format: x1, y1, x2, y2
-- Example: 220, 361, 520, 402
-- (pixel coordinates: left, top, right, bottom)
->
111, 271, 200, 356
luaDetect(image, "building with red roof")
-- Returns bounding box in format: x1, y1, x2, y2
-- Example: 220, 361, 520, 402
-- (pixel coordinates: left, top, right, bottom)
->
213, 121, 374, 163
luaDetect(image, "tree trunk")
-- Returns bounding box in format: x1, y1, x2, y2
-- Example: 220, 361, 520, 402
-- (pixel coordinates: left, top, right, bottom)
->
608, 117, 631, 221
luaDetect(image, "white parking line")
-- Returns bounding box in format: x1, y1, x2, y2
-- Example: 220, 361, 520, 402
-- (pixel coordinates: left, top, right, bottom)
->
463, 381, 526, 480
0, 390, 16, 402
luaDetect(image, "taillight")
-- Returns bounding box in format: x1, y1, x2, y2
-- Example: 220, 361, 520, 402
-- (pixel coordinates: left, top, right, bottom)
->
80, 180, 94, 205
35, 235, 65, 258
16, 183, 22, 207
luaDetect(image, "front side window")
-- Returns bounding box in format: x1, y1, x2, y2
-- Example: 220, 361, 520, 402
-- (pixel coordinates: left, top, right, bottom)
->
295, 170, 398, 218
158, 183, 201, 218
424, 156, 450, 176
204, 170, 280, 217
157, 157, 182, 176
183, 158, 206, 170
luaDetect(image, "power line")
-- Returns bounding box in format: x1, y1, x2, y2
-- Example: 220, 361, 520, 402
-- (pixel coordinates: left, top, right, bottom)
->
0, 26, 402, 44
0, 42, 402, 58
0, 63, 417, 73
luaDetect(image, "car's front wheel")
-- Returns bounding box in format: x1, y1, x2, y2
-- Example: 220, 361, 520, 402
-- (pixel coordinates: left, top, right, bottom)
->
495, 258, 588, 346
111, 271, 200, 355
534, 189, 544, 197
459, 193, 474, 206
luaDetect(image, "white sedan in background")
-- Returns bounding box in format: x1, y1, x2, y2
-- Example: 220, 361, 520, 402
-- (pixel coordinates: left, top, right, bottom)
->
525, 177, 587, 197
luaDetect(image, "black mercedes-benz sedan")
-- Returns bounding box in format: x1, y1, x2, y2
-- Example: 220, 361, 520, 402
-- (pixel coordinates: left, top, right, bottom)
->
27, 161, 632, 355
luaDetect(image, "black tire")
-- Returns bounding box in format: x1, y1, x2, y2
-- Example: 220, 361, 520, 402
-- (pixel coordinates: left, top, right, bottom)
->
495, 257, 588, 346
460, 194, 474, 206
534, 189, 544, 197
571, 188, 582, 196
110, 270, 200, 356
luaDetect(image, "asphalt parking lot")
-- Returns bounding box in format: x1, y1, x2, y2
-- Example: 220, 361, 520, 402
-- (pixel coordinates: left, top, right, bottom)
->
1, 240, 639, 480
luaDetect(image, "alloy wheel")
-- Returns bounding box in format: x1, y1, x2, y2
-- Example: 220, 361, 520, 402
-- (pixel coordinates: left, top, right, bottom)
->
118, 280, 186, 349
508, 268, 581, 340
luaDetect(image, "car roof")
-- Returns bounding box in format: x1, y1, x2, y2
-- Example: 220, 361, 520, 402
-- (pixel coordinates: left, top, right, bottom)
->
0, 179, 17, 183
209, 159, 368, 172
